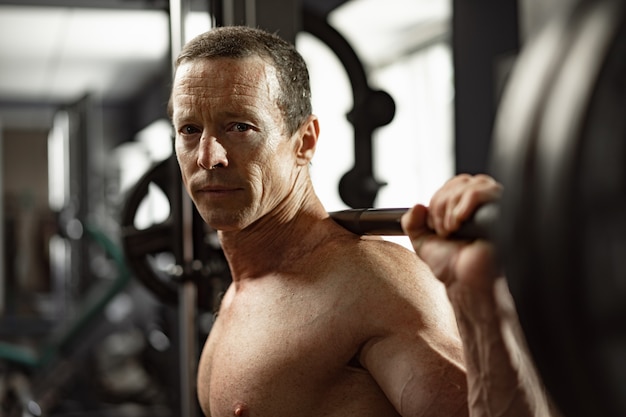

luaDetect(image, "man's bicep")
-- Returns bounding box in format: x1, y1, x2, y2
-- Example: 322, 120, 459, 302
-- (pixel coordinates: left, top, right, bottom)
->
361, 332, 468, 417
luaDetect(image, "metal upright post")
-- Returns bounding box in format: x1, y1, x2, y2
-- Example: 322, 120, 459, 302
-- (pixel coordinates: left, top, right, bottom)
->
169, 1, 199, 416
0, 122, 4, 316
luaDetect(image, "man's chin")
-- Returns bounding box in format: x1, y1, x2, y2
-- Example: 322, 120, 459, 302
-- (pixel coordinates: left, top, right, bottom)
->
200, 211, 246, 232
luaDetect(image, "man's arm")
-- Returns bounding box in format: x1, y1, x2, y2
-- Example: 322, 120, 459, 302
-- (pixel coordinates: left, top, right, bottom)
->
401, 174, 562, 417
448, 273, 556, 417
357, 243, 469, 417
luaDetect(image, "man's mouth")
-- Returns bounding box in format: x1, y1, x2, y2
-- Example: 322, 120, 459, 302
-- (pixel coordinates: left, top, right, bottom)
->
194, 184, 242, 197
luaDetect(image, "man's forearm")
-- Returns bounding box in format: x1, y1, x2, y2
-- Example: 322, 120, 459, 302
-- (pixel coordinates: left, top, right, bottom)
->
448, 278, 559, 417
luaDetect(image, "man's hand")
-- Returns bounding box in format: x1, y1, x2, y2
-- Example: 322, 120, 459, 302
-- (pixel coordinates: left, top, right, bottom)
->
401, 174, 502, 292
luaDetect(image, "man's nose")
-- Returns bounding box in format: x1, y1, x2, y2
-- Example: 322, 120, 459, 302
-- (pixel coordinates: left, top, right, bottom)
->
198, 135, 228, 170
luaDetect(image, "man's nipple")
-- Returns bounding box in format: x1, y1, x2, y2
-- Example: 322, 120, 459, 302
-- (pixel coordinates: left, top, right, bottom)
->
234, 402, 248, 416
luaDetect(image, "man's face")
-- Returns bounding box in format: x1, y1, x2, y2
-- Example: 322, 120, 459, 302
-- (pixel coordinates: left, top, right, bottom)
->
171, 56, 298, 231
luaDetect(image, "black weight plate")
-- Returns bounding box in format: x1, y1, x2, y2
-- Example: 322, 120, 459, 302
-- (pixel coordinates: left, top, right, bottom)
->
120, 157, 180, 306
492, 1, 626, 416
576, 23, 626, 416
490, 0, 578, 271
533, 1, 626, 415
489, 11, 580, 417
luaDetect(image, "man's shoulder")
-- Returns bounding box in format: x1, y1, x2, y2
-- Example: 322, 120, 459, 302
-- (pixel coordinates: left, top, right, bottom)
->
321, 235, 429, 281
325, 233, 411, 252
344, 236, 419, 264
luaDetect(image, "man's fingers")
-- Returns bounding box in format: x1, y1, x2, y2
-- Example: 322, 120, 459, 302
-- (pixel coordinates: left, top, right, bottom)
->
401, 204, 429, 244
430, 174, 503, 237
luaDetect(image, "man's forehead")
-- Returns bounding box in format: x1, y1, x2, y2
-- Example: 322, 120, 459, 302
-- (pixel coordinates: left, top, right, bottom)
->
175, 56, 276, 82
172, 57, 280, 106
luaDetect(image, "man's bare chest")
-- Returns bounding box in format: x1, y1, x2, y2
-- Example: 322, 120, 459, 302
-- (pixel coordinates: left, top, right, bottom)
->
196, 281, 380, 416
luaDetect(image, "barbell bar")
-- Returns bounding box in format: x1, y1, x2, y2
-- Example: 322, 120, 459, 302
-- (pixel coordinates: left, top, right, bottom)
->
328, 203, 499, 239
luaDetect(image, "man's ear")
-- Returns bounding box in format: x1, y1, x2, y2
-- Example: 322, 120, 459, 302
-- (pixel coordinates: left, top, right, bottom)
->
295, 115, 320, 165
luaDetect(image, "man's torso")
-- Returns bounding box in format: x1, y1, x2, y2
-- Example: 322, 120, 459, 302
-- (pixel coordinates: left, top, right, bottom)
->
197, 239, 403, 417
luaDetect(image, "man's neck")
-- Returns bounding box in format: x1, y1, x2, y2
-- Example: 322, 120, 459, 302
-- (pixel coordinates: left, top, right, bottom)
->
218, 190, 331, 282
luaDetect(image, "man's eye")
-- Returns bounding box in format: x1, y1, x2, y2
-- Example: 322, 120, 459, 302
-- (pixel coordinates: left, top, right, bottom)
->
232, 122, 251, 132
180, 125, 201, 135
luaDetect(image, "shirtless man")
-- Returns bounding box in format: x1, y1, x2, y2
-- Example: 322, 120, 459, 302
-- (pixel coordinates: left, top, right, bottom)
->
169, 26, 468, 416
402, 174, 562, 417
